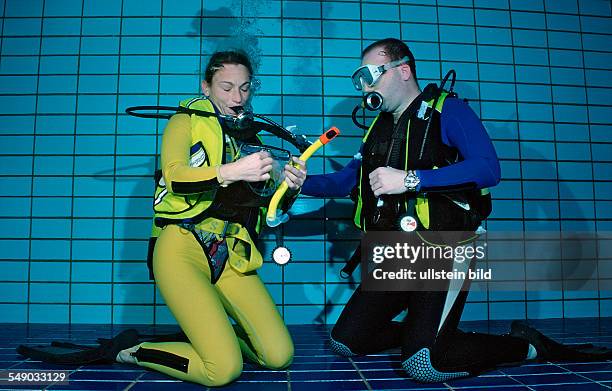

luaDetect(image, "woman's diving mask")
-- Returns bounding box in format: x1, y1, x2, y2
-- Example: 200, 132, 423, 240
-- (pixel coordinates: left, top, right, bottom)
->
238, 144, 291, 197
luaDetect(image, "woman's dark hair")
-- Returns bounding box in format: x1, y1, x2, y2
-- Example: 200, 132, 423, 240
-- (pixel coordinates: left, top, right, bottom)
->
204, 50, 253, 83
361, 38, 418, 84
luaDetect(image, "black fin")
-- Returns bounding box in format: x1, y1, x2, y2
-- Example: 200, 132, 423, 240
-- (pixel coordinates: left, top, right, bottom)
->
511, 321, 612, 361
17, 344, 106, 365
17, 329, 140, 365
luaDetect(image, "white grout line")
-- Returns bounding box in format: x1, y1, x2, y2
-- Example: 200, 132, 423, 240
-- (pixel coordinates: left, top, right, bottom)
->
550, 361, 612, 390
348, 356, 373, 391
287, 368, 292, 391
123, 371, 146, 391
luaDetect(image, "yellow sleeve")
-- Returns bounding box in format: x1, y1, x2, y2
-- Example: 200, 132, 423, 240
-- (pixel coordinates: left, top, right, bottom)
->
161, 113, 220, 195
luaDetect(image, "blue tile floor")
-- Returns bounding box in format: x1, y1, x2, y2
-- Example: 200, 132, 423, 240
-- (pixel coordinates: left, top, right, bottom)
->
1, 318, 612, 390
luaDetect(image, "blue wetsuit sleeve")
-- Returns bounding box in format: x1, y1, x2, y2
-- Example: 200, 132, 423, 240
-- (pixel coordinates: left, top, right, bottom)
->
416, 98, 501, 191
301, 157, 360, 197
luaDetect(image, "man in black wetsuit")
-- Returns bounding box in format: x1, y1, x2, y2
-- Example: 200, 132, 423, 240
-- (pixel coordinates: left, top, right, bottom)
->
301, 38, 612, 382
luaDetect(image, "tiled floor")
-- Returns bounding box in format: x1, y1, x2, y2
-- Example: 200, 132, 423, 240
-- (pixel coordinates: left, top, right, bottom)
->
1, 318, 612, 390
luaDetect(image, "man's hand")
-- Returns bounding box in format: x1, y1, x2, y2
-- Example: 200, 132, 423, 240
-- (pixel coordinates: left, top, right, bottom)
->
369, 166, 408, 196
284, 157, 307, 190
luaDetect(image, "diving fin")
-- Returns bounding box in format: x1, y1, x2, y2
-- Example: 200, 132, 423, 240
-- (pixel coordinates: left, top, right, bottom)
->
17, 329, 140, 365
97, 331, 189, 345
511, 320, 612, 361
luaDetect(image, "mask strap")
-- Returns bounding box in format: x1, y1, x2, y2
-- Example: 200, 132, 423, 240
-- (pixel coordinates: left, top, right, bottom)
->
382, 56, 410, 72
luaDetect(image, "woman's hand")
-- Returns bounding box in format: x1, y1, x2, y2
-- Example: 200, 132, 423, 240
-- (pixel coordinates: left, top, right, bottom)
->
284, 157, 307, 190
219, 151, 273, 184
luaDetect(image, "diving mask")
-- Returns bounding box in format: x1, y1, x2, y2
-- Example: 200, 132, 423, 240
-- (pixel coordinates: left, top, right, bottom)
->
238, 144, 291, 197
351, 56, 410, 91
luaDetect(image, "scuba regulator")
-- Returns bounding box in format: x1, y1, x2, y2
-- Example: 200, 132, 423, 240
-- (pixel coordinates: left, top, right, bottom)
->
125, 104, 313, 153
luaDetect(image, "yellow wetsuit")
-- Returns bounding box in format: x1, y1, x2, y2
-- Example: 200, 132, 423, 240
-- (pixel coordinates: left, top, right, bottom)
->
132, 99, 294, 386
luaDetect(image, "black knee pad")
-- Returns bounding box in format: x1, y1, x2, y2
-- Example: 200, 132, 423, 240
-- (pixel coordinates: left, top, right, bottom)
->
401, 347, 469, 383
329, 327, 357, 357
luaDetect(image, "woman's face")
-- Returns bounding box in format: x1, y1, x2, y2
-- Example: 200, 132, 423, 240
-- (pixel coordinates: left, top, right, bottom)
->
201, 63, 252, 117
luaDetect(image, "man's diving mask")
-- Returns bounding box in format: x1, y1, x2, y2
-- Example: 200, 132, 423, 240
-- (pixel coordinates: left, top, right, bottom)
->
351, 56, 411, 91
238, 144, 291, 197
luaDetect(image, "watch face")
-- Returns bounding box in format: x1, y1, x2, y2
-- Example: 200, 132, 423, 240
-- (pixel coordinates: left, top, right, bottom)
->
272, 246, 292, 265
404, 172, 419, 190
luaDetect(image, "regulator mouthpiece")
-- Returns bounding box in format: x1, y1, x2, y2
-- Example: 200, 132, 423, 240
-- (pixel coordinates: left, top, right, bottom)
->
223, 106, 254, 130
364, 91, 383, 111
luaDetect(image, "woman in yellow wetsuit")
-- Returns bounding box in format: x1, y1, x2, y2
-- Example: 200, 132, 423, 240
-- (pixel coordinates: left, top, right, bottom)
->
115, 50, 306, 386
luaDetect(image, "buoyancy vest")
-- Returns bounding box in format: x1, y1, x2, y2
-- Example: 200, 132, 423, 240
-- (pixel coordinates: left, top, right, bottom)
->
151, 97, 266, 234
147, 97, 266, 277
354, 88, 492, 232
152, 97, 226, 222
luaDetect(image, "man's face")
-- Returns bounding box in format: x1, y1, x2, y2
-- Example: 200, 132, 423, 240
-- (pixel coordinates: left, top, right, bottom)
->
201, 63, 252, 116
360, 48, 403, 113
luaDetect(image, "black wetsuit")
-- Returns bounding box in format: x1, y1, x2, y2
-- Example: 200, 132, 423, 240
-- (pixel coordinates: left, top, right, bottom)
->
304, 92, 529, 382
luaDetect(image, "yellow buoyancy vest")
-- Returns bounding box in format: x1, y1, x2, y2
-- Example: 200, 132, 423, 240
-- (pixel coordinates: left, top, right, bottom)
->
150, 97, 263, 273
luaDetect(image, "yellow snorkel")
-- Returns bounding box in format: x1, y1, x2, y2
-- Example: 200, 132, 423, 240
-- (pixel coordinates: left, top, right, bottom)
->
266, 127, 340, 227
